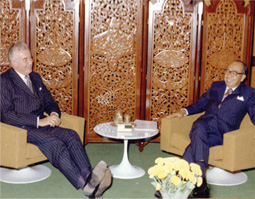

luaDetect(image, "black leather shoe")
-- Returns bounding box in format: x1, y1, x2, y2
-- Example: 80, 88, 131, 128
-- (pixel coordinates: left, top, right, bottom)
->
192, 179, 210, 198
154, 191, 162, 199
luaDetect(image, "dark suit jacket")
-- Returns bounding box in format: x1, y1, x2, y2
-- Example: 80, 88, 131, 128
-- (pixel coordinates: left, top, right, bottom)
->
0, 68, 61, 129
186, 81, 255, 134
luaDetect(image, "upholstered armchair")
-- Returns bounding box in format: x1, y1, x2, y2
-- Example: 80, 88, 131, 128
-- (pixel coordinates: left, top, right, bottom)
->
160, 113, 255, 185
0, 113, 85, 183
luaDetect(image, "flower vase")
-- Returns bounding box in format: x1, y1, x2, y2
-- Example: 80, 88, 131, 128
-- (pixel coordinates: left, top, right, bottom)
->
160, 190, 191, 199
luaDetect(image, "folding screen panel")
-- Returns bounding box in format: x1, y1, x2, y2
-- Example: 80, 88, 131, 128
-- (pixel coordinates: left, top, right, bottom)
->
0, 0, 26, 74
146, 0, 198, 127
200, 0, 254, 93
84, 0, 143, 142
30, 0, 80, 114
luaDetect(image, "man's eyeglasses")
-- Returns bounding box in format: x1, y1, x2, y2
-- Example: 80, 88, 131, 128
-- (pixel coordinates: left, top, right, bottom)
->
224, 69, 244, 77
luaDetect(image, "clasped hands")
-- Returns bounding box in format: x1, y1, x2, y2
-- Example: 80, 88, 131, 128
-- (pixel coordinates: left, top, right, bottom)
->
39, 112, 61, 127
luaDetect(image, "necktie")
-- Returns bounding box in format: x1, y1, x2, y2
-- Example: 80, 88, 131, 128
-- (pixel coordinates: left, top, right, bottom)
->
218, 88, 233, 108
25, 75, 34, 93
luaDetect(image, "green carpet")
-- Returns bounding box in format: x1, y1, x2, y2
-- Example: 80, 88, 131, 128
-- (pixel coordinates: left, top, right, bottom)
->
1, 143, 254, 198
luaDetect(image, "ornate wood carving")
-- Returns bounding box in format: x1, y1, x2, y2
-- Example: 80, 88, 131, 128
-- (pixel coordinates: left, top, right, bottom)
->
0, 0, 25, 74
146, 0, 197, 127
84, 0, 143, 142
30, 0, 79, 114
201, 0, 254, 93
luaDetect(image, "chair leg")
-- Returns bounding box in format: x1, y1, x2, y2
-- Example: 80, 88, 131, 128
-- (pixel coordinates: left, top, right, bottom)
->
0, 165, 51, 184
206, 166, 248, 186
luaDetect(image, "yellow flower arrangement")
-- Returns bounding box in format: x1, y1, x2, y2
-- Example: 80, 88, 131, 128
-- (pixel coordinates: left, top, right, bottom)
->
148, 157, 203, 197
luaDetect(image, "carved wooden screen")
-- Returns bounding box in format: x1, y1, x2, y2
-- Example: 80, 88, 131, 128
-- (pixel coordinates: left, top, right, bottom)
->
0, 0, 26, 74
200, 0, 254, 93
84, 0, 143, 142
146, 0, 198, 127
30, 0, 79, 114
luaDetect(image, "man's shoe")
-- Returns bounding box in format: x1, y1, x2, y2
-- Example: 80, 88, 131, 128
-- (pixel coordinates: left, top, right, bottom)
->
94, 169, 112, 198
154, 190, 162, 199
192, 179, 210, 198
83, 161, 108, 196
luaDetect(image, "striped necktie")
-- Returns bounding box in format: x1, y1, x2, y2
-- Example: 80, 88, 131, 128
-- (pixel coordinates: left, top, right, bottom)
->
218, 88, 233, 108
25, 75, 34, 94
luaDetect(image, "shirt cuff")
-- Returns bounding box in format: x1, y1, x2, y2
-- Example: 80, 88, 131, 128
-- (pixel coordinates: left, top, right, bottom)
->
51, 112, 59, 117
181, 108, 189, 116
37, 116, 39, 128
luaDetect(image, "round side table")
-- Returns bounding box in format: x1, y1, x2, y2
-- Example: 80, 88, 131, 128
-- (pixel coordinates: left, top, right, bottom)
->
94, 122, 158, 179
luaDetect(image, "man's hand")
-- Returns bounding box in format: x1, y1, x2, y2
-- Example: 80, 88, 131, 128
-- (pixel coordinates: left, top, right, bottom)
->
39, 113, 61, 127
166, 109, 186, 119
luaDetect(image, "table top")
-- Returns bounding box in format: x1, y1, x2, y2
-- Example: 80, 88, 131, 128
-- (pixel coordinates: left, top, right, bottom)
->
94, 122, 158, 140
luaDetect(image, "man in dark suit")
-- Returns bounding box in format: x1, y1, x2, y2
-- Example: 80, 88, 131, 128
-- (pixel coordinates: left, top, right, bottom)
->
167, 61, 255, 198
0, 42, 111, 198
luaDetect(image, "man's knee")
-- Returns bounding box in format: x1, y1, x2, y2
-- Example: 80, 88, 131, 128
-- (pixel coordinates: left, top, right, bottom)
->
68, 129, 81, 141
58, 128, 81, 141
190, 122, 208, 140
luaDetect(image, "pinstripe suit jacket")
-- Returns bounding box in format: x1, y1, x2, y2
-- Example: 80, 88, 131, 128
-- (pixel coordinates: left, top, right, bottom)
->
186, 81, 255, 134
0, 68, 61, 129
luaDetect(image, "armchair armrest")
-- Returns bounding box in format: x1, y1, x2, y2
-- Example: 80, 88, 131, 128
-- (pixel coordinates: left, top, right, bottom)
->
221, 123, 255, 171
60, 112, 85, 144
160, 113, 203, 156
208, 114, 255, 171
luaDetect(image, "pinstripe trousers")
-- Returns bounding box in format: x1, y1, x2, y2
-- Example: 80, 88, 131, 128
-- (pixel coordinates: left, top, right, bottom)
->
27, 126, 92, 189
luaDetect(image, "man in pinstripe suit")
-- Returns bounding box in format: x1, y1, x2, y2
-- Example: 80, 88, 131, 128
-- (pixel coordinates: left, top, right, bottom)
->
167, 61, 255, 198
0, 42, 111, 198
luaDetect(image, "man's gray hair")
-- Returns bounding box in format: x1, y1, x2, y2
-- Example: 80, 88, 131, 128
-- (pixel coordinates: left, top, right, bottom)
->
8, 42, 29, 66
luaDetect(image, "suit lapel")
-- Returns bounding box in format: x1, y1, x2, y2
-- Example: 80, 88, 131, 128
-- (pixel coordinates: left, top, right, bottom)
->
217, 82, 227, 103
231, 84, 243, 96
29, 74, 41, 98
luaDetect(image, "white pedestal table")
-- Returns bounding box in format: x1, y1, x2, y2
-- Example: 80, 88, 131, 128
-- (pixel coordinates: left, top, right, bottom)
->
94, 122, 158, 179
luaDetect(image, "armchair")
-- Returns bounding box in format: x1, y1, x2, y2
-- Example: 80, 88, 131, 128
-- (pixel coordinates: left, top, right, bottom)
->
160, 113, 255, 185
0, 112, 85, 184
